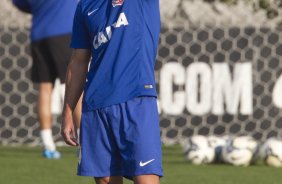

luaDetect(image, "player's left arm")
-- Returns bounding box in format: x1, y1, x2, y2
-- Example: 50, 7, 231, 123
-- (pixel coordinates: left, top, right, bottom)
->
12, 0, 32, 13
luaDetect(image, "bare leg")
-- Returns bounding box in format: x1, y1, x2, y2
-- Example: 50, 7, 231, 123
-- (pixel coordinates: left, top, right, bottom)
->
38, 82, 53, 130
94, 176, 123, 184
38, 82, 59, 153
133, 175, 160, 184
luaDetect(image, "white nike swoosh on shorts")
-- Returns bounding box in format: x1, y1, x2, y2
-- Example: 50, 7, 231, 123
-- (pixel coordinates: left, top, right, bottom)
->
139, 159, 155, 167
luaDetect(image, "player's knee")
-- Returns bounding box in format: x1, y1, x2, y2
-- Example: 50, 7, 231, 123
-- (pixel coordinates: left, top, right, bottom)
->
94, 177, 109, 184
133, 175, 160, 184
94, 176, 123, 184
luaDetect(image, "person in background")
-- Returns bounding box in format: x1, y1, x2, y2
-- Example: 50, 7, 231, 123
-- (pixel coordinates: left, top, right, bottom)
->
12, 0, 82, 159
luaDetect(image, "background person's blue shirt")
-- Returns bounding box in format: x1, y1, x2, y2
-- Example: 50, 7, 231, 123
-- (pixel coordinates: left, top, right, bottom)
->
71, 0, 161, 110
13, 0, 77, 41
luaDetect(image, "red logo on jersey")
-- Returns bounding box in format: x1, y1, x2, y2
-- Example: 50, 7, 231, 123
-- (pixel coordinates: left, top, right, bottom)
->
112, 0, 124, 7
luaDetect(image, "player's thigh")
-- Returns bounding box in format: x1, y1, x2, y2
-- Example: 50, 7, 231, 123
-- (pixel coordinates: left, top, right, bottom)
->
31, 39, 56, 83
111, 96, 163, 177
78, 109, 123, 177
47, 34, 72, 83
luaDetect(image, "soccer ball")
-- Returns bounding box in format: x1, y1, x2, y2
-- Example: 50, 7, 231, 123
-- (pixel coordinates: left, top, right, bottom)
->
221, 136, 258, 166
258, 138, 282, 167
183, 135, 215, 165
207, 135, 228, 163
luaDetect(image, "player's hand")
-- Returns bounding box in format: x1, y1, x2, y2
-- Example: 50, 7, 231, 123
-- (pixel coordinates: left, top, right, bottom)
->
61, 113, 79, 146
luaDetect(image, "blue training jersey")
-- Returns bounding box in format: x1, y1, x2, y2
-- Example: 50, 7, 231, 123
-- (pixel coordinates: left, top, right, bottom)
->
12, 0, 77, 41
71, 0, 161, 110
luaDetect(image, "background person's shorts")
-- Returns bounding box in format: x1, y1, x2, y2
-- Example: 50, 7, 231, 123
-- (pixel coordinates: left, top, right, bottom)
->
78, 96, 163, 178
31, 34, 72, 84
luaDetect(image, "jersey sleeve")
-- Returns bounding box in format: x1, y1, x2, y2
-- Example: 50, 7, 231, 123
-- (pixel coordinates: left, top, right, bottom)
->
70, 2, 92, 49
12, 0, 32, 13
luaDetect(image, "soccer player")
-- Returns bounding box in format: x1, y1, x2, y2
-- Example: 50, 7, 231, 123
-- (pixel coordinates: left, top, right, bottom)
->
61, 0, 163, 183
12, 0, 82, 159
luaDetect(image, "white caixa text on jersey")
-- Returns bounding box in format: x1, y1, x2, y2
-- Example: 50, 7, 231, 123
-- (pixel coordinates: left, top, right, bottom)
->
93, 12, 129, 49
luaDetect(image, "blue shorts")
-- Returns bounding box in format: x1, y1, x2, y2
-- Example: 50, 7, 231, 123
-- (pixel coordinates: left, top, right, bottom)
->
78, 97, 163, 178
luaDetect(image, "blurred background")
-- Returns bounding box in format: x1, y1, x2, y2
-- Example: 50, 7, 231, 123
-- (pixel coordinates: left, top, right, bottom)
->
1, 0, 282, 183
1, 0, 282, 146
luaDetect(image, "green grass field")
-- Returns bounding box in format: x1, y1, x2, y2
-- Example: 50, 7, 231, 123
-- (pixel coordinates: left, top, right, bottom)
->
1, 145, 282, 184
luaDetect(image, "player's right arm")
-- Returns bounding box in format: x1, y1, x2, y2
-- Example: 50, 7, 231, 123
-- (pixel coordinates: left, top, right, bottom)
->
61, 1, 92, 146
12, 0, 32, 13
61, 49, 91, 146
